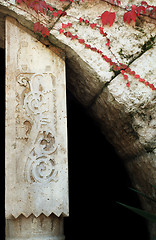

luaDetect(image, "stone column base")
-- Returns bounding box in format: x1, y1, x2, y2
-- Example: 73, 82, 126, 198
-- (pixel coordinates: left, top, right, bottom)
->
6, 214, 64, 240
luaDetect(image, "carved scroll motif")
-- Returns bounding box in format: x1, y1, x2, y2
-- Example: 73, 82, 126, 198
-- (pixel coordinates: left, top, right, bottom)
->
17, 73, 58, 184
25, 131, 58, 183
6, 17, 68, 218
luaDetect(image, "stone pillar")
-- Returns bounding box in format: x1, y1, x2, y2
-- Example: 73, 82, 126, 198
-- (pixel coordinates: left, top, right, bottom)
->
5, 16, 68, 239
6, 214, 64, 240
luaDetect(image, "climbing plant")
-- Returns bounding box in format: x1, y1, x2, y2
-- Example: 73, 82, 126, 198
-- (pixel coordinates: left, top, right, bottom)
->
11, 0, 156, 89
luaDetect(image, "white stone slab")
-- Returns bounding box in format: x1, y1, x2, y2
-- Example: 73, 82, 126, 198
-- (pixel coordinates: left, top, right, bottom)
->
5, 17, 69, 219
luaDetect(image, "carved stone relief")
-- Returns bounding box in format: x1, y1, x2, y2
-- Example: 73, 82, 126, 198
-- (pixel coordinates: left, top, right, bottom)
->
5, 17, 68, 219
16, 73, 58, 184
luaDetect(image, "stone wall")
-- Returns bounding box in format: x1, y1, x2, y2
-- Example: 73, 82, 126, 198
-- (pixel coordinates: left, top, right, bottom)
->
1, 0, 156, 238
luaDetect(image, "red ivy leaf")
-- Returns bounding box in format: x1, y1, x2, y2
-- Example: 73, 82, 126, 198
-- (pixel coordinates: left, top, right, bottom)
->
65, 31, 72, 38
78, 39, 85, 44
126, 82, 130, 87
47, 5, 53, 11
139, 78, 145, 82
62, 23, 72, 29
131, 10, 137, 21
71, 34, 78, 40
131, 4, 137, 11
41, 26, 50, 38
59, 28, 64, 34
99, 27, 104, 33
136, 6, 146, 15
57, 10, 63, 16
79, 17, 84, 23
29, 0, 47, 14
90, 23, 97, 29
62, 23, 68, 28
52, 12, 58, 18
134, 74, 140, 79
130, 70, 135, 75
149, 84, 154, 90
141, 1, 148, 6
145, 81, 149, 86
62, 11, 67, 16
34, 22, 43, 32
106, 38, 110, 48
16, 0, 28, 4
85, 19, 89, 24
121, 70, 125, 74
124, 74, 128, 80
123, 10, 137, 24
101, 11, 116, 27
33, 22, 49, 38
123, 3, 148, 24
85, 44, 91, 48
68, 23, 73, 28
123, 12, 132, 24
91, 47, 97, 52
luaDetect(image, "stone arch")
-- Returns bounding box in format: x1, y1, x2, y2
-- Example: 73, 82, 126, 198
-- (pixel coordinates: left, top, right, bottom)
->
1, 0, 156, 238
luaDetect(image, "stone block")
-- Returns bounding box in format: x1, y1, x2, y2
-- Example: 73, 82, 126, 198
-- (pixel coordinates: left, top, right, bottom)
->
5, 17, 69, 219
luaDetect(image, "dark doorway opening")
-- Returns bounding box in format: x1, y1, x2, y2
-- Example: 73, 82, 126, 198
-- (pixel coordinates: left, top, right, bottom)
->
65, 90, 149, 240
0, 47, 5, 239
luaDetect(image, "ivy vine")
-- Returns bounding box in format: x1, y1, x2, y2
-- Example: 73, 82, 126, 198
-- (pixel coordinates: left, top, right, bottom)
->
11, 0, 156, 90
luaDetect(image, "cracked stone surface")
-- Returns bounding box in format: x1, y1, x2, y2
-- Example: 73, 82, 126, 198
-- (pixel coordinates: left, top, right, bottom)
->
51, 0, 156, 105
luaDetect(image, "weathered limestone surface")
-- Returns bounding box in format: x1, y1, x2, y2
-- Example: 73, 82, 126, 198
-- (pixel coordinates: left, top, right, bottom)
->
5, 17, 68, 219
1, 0, 156, 105
6, 214, 64, 240
1, 0, 156, 238
50, 0, 156, 106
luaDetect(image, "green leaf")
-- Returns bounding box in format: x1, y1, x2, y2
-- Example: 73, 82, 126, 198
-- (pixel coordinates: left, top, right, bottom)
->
129, 187, 156, 203
117, 202, 156, 223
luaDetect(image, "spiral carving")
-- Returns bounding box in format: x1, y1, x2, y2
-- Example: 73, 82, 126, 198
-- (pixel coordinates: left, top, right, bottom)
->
26, 155, 58, 183
24, 91, 45, 116
22, 74, 59, 184
25, 131, 58, 183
